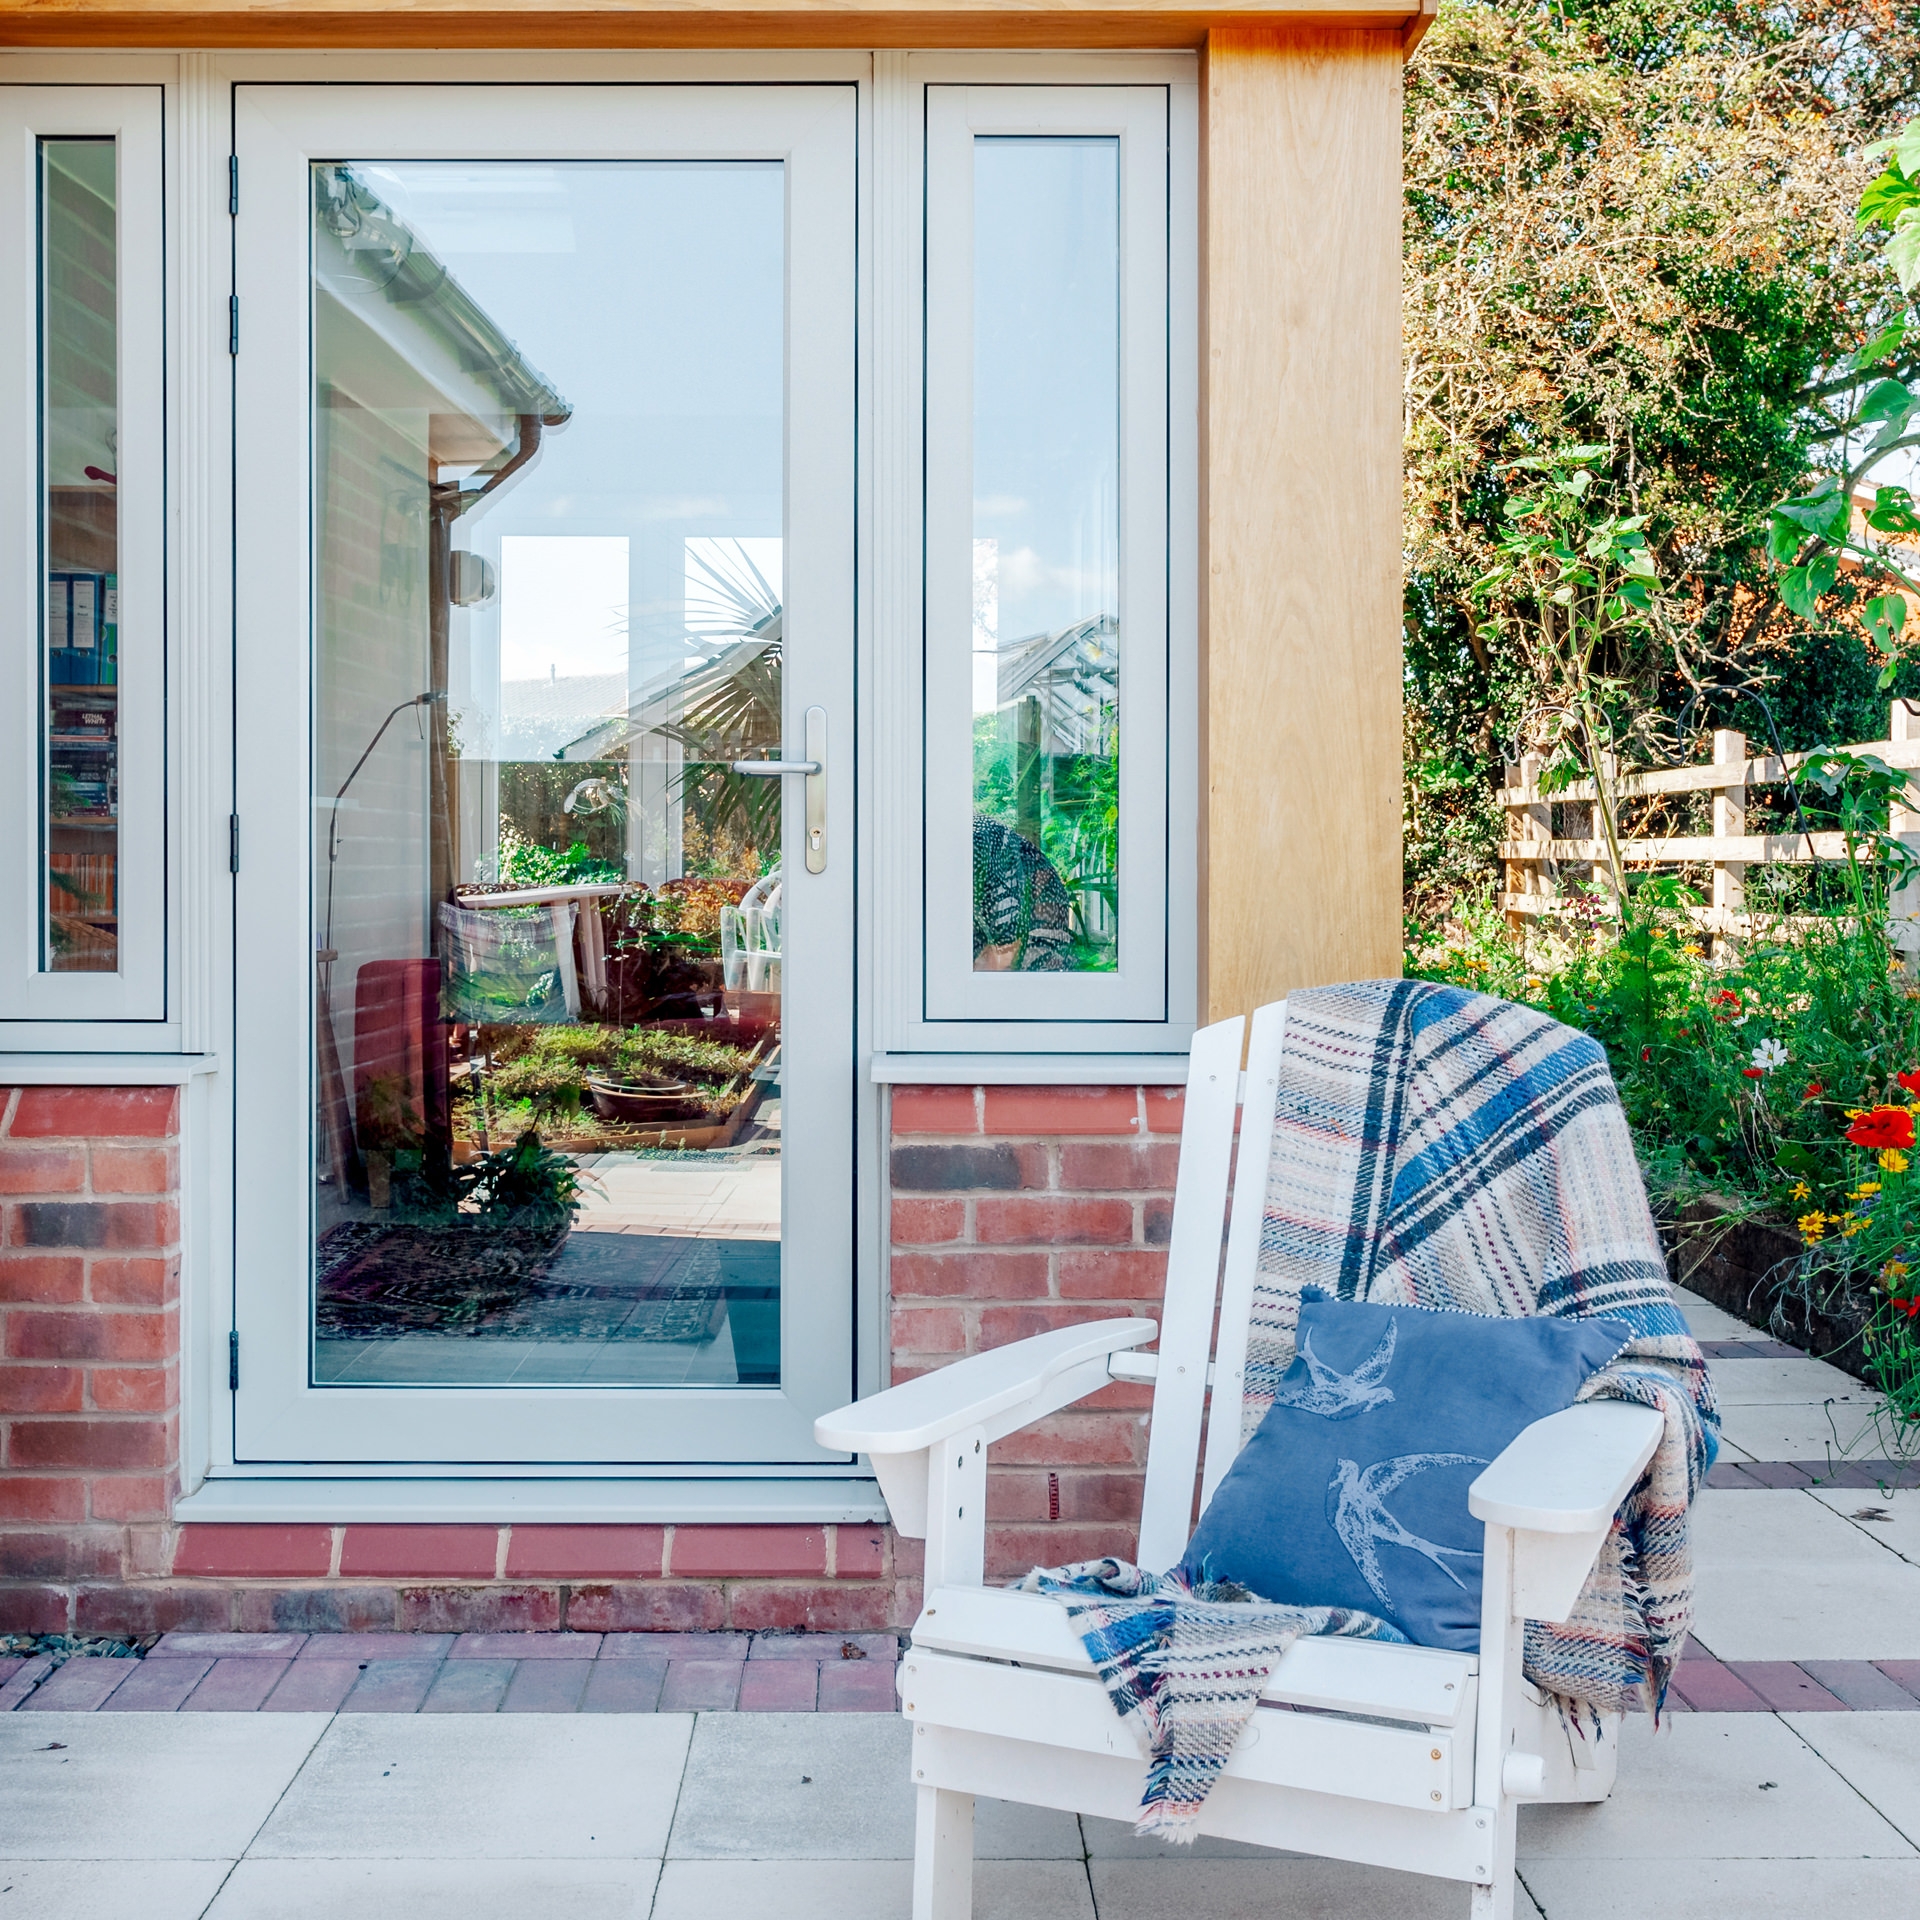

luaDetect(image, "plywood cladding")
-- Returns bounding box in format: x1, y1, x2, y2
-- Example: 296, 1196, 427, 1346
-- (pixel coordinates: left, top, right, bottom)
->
0, 0, 1431, 51
1199, 26, 1404, 1021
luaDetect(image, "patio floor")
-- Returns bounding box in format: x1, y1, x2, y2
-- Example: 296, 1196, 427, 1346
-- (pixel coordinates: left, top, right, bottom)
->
3, 1286, 1919, 1917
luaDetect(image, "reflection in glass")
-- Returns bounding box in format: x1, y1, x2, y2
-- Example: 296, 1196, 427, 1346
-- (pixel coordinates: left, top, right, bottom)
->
310, 161, 785, 1387
41, 140, 120, 974
970, 138, 1120, 973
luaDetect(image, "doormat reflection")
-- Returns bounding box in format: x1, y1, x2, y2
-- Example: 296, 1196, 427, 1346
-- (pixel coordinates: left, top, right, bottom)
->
315, 1223, 773, 1343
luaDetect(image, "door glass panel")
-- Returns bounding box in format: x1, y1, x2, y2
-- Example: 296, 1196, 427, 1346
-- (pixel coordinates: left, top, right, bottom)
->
310, 161, 785, 1387
970, 137, 1119, 974
41, 138, 120, 974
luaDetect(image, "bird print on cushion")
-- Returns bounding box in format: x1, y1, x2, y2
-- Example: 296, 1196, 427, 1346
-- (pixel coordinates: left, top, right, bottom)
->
1269, 1320, 1397, 1419
1328, 1452, 1487, 1610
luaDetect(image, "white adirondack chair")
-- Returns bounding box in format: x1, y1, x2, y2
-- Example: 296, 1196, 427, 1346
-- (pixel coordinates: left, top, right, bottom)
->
820, 1002, 1666, 1920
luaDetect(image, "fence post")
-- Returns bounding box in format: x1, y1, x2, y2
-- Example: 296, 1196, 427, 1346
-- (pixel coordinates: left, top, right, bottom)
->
1504, 753, 1549, 931
1891, 701, 1920, 962
1711, 729, 1747, 949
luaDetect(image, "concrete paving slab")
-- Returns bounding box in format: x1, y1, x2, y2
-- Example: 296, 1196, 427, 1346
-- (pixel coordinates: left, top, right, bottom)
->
654, 1859, 1095, 1920
1673, 1289, 1764, 1342
667, 1713, 1081, 1860
1689, 1491, 1920, 1659
1783, 1711, 1920, 1845
0, 1860, 233, 1919
1516, 1713, 1915, 1860
0, 1713, 330, 1858
1520, 1856, 1920, 1919
1087, 1856, 1543, 1920
249, 1713, 692, 1859
1713, 1401, 1883, 1461
151, 1633, 306, 1660
1707, 1357, 1870, 1406
202, 1856, 661, 1919
1809, 1483, 1920, 1566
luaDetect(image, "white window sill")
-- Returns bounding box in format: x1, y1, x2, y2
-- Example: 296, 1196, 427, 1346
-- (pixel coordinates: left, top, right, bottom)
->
0, 1051, 220, 1082
871, 1052, 1188, 1084
175, 1475, 890, 1527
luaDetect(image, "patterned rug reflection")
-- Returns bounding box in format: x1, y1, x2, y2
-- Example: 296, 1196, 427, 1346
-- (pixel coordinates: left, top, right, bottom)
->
315, 1222, 777, 1346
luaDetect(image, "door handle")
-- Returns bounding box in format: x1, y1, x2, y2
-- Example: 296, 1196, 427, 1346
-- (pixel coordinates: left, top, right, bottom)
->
732, 705, 828, 874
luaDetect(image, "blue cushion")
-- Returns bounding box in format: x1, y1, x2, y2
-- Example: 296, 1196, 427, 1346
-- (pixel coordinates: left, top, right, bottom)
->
1180, 1293, 1633, 1650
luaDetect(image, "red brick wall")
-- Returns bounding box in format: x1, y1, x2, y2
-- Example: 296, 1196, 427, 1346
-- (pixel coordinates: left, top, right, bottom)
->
0, 1079, 1180, 1635
0, 1086, 183, 1633
889, 1083, 1181, 1585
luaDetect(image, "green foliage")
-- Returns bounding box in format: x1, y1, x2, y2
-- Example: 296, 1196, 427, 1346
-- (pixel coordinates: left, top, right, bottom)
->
972, 709, 1119, 970
1403, 0, 1920, 935
498, 832, 623, 889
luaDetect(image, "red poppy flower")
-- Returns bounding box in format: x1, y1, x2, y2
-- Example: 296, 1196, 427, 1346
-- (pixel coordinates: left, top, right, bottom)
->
1898, 1069, 1920, 1097
1641, 1046, 1653, 1062
1847, 1106, 1917, 1151
1805, 1081, 1825, 1100
1742, 1066, 1764, 1078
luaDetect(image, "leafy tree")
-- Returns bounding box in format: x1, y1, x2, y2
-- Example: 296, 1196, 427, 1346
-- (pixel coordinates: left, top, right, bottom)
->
1404, 0, 1920, 931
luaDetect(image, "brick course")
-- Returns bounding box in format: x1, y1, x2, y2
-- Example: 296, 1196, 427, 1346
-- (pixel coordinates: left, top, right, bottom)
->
0, 1087, 182, 1620
1, 1078, 1177, 1631
887, 1083, 1172, 1584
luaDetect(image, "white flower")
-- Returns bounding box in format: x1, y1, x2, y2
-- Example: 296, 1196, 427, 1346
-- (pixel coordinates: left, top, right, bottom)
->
1750, 1038, 1788, 1073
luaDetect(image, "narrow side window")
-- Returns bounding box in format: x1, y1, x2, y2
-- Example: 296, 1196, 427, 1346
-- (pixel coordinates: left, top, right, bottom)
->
40, 137, 121, 975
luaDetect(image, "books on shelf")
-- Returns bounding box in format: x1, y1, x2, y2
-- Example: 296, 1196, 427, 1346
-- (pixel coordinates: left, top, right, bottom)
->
46, 570, 118, 686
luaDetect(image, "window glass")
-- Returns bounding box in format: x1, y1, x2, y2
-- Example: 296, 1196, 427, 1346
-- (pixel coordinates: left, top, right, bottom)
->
970, 137, 1119, 974
41, 139, 119, 975
310, 161, 786, 1388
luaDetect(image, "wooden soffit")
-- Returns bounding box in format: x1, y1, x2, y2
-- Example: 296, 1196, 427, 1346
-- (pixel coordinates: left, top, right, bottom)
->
0, 0, 1435, 52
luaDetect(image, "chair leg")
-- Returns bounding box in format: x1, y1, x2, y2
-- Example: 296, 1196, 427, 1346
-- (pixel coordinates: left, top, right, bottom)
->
912, 1784, 975, 1920
1468, 1802, 1518, 1920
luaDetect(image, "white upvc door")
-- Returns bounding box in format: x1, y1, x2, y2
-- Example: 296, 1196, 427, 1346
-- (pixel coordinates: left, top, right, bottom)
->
231, 83, 857, 1467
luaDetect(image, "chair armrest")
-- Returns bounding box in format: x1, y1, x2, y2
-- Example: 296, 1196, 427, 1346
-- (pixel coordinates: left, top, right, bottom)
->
814, 1318, 1157, 1455
1469, 1401, 1665, 1535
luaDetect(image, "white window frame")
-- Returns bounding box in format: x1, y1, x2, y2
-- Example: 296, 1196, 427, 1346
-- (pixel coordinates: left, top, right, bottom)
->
875, 59, 1198, 1059
0, 85, 168, 1025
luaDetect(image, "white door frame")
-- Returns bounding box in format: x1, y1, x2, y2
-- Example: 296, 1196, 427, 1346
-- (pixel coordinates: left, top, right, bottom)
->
230, 80, 859, 1467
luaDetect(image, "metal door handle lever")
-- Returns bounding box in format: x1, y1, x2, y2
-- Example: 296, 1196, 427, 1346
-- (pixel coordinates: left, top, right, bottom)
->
731, 706, 828, 873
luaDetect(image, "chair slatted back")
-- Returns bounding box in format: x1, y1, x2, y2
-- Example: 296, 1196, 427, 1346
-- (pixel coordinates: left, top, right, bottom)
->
1133, 1014, 1245, 1571
1200, 997, 1287, 1507
1136, 1001, 1288, 1569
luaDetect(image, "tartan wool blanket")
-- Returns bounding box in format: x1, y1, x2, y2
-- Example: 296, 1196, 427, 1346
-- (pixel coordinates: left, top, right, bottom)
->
1030, 980, 1718, 1838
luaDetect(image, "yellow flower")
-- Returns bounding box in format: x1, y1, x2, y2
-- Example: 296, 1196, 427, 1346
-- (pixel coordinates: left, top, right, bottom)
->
1790, 1181, 1811, 1201
1840, 1213, 1868, 1237
1884, 1260, 1910, 1283
1852, 1182, 1883, 1199
1798, 1210, 1828, 1243
1881, 1149, 1911, 1174
1682, 944, 1704, 958
1846, 1108, 1867, 1119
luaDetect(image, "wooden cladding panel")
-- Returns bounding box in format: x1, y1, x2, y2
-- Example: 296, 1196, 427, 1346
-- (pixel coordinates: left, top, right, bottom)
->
1199, 25, 1403, 1023
0, 1, 1427, 51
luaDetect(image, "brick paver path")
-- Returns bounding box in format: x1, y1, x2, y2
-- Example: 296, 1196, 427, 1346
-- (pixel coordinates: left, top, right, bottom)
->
0, 1630, 901, 1714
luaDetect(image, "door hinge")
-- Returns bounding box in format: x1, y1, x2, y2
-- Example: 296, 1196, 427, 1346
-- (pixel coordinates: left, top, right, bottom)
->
229, 814, 240, 874
228, 154, 239, 217
229, 295, 239, 356
228, 1329, 239, 1391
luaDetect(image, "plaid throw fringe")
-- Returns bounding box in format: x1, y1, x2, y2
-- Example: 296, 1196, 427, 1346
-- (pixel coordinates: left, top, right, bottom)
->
1030, 981, 1718, 1838
1019, 1560, 1402, 1836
